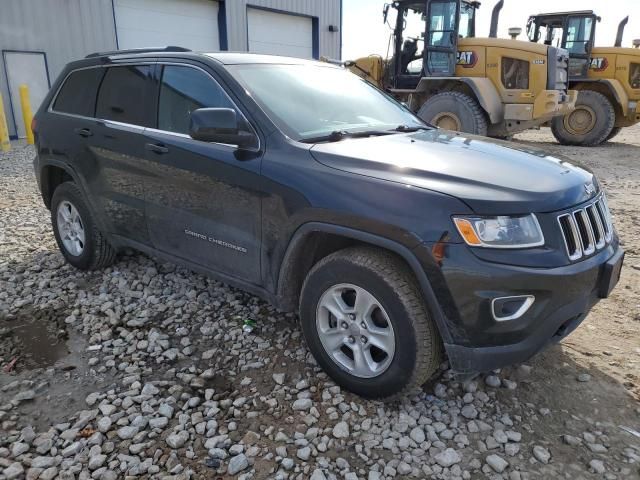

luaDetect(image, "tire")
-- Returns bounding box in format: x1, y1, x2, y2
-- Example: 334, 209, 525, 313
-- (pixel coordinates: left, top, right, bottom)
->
606, 127, 622, 142
299, 246, 442, 400
417, 91, 488, 136
51, 181, 117, 270
550, 90, 615, 146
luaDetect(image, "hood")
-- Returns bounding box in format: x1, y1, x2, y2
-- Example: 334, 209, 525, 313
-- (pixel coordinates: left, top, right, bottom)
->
310, 130, 598, 214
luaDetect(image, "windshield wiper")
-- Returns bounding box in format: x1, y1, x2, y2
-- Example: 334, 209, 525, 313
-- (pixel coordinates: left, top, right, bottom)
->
300, 129, 394, 144
392, 124, 433, 132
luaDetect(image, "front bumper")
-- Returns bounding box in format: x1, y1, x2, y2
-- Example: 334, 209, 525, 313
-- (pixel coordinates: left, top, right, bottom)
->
417, 240, 623, 374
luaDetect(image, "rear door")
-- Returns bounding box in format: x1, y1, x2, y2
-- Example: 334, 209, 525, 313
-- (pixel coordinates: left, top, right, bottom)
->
88, 62, 156, 245
143, 62, 263, 284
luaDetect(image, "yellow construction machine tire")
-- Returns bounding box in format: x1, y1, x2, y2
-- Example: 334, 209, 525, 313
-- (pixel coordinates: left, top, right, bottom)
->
417, 92, 488, 136
550, 90, 615, 147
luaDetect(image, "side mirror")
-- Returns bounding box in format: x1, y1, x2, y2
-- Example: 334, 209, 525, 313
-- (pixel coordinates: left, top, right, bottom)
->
189, 108, 257, 149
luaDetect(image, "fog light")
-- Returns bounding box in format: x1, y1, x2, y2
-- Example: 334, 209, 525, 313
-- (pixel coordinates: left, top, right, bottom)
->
491, 295, 535, 321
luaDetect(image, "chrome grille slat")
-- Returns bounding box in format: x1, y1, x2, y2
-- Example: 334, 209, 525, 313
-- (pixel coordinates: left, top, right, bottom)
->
557, 194, 613, 261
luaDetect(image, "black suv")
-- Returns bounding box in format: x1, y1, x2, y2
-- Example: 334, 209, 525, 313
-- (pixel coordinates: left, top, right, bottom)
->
33, 47, 624, 399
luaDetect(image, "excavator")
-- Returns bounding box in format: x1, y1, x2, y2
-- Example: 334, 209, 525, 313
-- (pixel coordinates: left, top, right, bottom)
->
344, 0, 577, 138
527, 11, 640, 145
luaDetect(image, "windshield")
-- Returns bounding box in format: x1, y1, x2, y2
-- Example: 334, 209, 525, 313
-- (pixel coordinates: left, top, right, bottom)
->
229, 64, 426, 141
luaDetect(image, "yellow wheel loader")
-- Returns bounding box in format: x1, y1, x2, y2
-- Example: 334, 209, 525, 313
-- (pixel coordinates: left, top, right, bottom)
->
527, 11, 640, 145
346, 0, 576, 137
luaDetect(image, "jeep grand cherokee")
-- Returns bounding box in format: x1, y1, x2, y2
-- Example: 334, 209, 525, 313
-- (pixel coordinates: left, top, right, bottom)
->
32, 47, 624, 399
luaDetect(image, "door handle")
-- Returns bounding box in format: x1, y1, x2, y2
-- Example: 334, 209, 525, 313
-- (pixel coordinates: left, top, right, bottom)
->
145, 143, 169, 154
74, 127, 93, 137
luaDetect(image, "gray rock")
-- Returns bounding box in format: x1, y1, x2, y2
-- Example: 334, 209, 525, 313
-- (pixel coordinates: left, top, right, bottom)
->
293, 398, 313, 411
486, 454, 509, 473
3, 462, 24, 480
30, 457, 55, 469
563, 434, 582, 446
273, 373, 285, 385
434, 448, 461, 467
158, 403, 174, 418
297, 446, 311, 461
332, 421, 349, 439
310, 469, 327, 480
141, 383, 160, 396
11, 442, 29, 457
577, 373, 591, 382
409, 427, 425, 444
39, 467, 58, 480
62, 441, 82, 457
149, 417, 169, 429
228, 454, 249, 475
533, 445, 551, 464
12, 389, 36, 403
117, 426, 138, 440
97, 417, 112, 433
461, 404, 478, 419
485, 375, 501, 388
88, 454, 107, 470
589, 459, 605, 474
281, 458, 294, 470
166, 431, 189, 449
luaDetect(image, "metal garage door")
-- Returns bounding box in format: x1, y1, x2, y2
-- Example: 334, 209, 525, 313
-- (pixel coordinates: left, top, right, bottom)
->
114, 0, 220, 52
247, 8, 314, 59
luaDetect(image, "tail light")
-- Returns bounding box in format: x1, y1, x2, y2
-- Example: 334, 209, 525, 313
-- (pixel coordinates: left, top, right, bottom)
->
31, 116, 37, 134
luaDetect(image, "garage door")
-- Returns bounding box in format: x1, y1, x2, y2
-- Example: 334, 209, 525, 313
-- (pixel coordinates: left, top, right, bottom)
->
114, 0, 220, 52
247, 8, 314, 59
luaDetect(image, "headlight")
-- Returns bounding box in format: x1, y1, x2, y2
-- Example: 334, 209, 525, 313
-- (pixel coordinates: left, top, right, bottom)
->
453, 214, 544, 248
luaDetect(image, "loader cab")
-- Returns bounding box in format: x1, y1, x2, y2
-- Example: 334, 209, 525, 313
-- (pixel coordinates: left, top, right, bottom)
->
390, 0, 479, 89
527, 11, 599, 78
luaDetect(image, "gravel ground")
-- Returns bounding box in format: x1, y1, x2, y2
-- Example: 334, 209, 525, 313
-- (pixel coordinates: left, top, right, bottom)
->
0, 126, 639, 480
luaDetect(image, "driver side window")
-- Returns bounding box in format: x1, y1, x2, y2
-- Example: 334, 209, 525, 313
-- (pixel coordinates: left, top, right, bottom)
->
158, 65, 235, 135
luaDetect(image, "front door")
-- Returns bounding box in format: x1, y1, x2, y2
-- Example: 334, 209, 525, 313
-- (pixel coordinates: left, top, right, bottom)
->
143, 63, 262, 284
563, 15, 596, 79
424, 0, 460, 76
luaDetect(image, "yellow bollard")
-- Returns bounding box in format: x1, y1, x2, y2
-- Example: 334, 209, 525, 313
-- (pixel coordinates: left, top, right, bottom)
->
19, 84, 34, 145
0, 92, 10, 152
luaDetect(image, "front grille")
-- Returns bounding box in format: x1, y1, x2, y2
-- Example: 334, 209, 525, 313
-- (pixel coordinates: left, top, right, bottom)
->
557, 195, 613, 261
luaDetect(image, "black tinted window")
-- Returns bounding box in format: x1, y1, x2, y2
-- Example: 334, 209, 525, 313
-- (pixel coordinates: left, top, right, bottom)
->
158, 65, 234, 134
53, 68, 105, 117
96, 65, 151, 126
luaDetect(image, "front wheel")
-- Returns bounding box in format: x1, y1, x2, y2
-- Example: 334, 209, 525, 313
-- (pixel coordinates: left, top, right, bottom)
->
299, 247, 442, 400
551, 90, 615, 146
417, 91, 488, 136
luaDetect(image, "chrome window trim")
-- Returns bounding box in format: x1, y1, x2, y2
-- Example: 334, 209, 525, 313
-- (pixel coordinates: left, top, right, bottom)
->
47, 61, 261, 151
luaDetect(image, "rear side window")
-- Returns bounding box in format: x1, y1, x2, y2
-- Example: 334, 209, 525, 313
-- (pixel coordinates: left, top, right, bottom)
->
96, 65, 152, 126
53, 68, 105, 117
158, 65, 235, 134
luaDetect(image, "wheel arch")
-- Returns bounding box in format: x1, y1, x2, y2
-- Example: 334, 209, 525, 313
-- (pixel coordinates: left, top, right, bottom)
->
276, 222, 453, 344
415, 77, 504, 124
39, 161, 80, 210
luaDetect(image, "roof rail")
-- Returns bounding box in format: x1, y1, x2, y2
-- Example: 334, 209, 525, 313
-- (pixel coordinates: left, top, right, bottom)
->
85, 46, 191, 59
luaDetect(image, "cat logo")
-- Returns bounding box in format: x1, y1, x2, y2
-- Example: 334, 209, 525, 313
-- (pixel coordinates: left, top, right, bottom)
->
456, 51, 477, 68
589, 57, 608, 72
